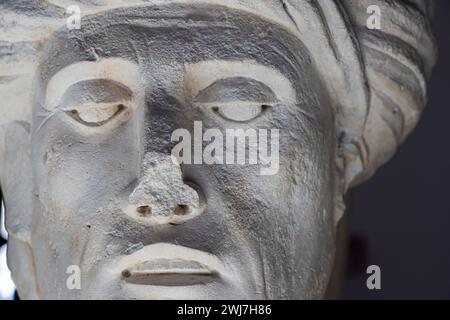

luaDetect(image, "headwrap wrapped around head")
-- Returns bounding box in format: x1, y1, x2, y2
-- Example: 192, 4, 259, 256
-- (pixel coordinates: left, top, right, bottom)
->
0, 0, 437, 188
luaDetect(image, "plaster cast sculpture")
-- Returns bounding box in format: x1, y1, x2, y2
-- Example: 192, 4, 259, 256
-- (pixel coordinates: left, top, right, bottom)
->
0, 0, 436, 299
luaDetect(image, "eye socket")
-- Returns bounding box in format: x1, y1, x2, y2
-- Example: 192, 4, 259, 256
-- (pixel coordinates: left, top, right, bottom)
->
65, 103, 127, 127
210, 102, 271, 122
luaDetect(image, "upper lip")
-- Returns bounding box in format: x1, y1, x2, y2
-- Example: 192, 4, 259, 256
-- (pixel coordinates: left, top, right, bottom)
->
116, 243, 224, 286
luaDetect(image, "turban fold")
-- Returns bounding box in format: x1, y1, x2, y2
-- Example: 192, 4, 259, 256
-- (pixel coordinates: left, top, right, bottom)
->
0, 0, 437, 187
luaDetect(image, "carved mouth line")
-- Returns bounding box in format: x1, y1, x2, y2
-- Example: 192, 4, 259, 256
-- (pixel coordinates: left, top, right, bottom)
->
118, 243, 225, 286
122, 259, 218, 286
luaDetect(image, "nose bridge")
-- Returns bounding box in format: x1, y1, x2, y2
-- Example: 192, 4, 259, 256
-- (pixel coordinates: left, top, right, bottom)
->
142, 87, 189, 156
126, 151, 204, 225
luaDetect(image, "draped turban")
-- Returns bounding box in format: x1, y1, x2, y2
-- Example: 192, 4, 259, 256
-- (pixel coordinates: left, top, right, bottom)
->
0, 0, 437, 188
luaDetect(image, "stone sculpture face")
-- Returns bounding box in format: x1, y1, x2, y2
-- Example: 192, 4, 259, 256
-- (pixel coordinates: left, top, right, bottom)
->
0, 1, 436, 300
28, 6, 336, 299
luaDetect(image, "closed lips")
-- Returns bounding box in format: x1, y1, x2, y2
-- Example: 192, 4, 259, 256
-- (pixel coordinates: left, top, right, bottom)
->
122, 259, 218, 286
117, 243, 225, 286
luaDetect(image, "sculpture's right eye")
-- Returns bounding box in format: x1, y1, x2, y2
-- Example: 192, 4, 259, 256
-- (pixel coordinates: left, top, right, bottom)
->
65, 103, 128, 127
56, 79, 134, 128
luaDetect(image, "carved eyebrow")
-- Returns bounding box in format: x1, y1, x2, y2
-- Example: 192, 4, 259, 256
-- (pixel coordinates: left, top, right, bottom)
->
185, 60, 296, 103
44, 58, 141, 110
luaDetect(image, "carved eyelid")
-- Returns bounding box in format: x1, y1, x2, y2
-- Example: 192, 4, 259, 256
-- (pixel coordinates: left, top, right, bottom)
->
65, 102, 128, 127
193, 77, 278, 103
59, 79, 134, 107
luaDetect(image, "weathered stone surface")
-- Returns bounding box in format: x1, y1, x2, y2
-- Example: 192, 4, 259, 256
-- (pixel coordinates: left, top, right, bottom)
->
0, 1, 436, 299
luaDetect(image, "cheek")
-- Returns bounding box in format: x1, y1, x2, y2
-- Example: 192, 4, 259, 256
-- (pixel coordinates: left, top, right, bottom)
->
282, 127, 336, 228
32, 114, 141, 216
282, 129, 337, 283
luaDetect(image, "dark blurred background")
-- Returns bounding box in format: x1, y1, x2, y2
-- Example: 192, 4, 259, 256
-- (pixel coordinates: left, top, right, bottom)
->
343, 0, 450, 300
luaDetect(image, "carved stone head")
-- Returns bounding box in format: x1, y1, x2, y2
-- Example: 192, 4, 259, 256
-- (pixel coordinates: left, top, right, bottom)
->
0, 0, 436, 299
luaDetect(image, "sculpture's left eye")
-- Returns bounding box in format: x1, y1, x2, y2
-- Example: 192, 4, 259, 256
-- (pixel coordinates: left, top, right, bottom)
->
194, 77, 278, 123
211, 102, 271, 122
66, 103, 127, 127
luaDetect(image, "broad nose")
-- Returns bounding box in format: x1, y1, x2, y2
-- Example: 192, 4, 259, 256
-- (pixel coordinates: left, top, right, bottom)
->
125, 152, 205, 225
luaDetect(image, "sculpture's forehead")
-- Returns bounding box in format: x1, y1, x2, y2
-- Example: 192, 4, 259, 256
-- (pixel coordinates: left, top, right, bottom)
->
45, 0, 295, 32
37, 4, 309, 87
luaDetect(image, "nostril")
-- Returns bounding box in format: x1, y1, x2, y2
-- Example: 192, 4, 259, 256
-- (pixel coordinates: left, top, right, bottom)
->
174, 204, 189, 215
136, 205, 151, 216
